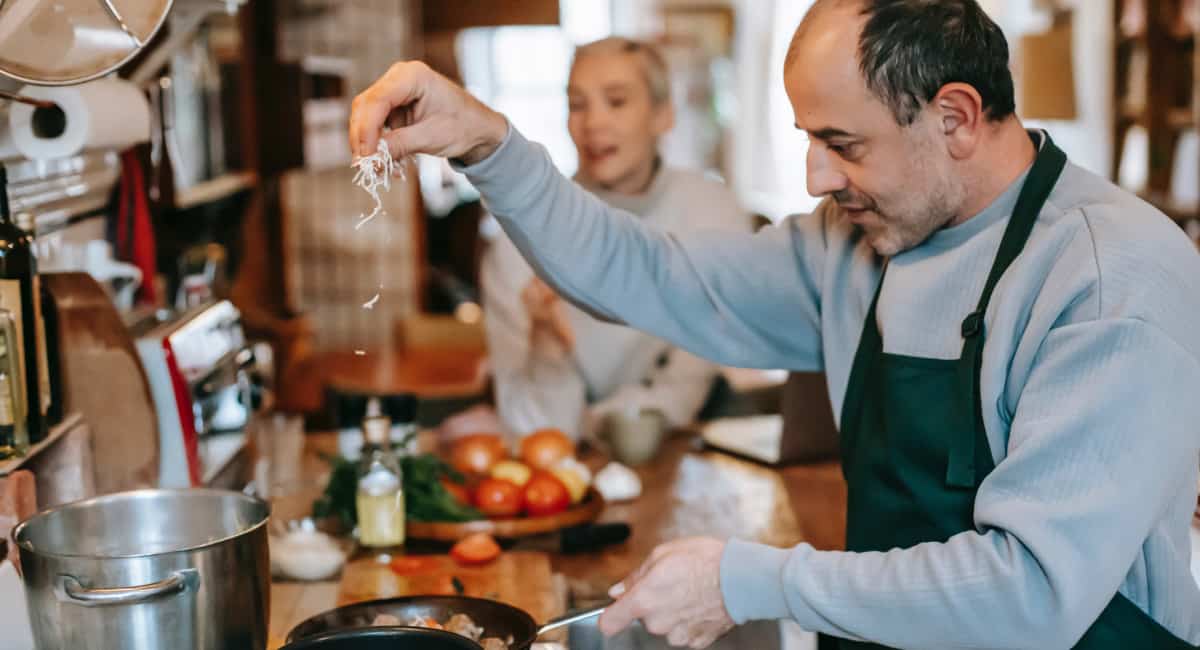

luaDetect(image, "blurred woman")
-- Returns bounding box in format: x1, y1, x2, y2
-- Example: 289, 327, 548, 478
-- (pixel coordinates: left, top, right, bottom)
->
473, 36, 750, 443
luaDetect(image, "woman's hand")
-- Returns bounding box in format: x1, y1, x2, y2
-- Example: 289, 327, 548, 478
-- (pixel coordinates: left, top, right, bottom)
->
522, 277, 575, 351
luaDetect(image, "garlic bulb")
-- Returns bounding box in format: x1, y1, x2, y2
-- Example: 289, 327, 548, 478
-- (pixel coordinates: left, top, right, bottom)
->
594, 462, 642, 502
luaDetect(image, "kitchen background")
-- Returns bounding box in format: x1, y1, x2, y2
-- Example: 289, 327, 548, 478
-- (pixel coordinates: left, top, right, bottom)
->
0, 0, 1196, 611
0, 1, 1195, 649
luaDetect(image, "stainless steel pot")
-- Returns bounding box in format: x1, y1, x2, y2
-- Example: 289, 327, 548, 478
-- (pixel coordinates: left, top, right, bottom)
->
12, 489, 270, 650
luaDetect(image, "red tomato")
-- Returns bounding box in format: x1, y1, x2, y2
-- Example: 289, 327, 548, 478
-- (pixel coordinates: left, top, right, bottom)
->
450, 533, 502, 565
522, 472, 571, 517
440, 478, 472, 506
473, 478, 523, 517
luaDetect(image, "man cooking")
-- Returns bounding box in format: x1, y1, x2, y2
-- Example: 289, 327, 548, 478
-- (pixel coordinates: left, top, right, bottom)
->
349, 0, 1200, 647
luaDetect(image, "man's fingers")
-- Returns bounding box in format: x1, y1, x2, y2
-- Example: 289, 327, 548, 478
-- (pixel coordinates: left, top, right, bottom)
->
349, 62, 425, 157
619, 551, 664, 595
597, 587, 642, 637
381, 124, 434, 160
605, 542, 679, 610
644, 540, 678, 569
349, 93, 395, 158
666, 626, 690, 647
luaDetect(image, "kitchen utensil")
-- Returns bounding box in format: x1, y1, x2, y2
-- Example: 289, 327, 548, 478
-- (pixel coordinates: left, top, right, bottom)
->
555, 522, 631, 554
511, 522, 632, 555
12, 488, 271, 650
286, 595, 606, 650
406, 487, 605, 542
0, 0, 174, 86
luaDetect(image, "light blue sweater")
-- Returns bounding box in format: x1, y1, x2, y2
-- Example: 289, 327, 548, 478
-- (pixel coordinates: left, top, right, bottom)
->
458, 126, 1200, 648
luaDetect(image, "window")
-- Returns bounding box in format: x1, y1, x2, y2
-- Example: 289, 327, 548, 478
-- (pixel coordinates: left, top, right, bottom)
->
456, 0, 614, 177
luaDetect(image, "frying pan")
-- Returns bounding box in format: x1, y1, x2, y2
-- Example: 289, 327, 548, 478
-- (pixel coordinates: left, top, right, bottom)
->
281, 627, 483, 650
284, 595, 606, 650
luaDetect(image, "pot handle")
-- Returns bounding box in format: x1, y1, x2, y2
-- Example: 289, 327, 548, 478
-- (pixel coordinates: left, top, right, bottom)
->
536, 604, 608, 637
56, 569, 198, 607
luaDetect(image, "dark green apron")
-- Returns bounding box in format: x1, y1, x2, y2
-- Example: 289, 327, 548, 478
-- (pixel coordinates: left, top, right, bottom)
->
820, 134, 1197, 650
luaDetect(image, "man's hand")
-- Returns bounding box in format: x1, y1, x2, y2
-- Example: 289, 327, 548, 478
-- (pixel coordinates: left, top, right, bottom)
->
349, 61, 508, 164
599, 537, 735, 648
522, 277, 575, 350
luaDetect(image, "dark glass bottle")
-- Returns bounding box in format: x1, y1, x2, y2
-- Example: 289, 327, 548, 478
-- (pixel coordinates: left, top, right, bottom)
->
40, 280, 62, 427
0, 165, 49, 442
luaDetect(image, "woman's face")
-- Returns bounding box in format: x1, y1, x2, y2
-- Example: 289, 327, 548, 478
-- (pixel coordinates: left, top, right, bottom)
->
567, 51, 674, 193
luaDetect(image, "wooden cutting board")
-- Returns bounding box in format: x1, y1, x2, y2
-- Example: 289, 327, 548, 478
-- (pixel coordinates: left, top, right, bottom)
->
337, 551, 564, 626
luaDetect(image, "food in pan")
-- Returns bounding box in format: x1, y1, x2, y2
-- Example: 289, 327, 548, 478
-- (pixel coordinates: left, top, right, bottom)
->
370, 612, 513, 649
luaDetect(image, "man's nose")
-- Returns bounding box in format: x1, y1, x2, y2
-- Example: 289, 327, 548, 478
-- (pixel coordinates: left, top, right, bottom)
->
806, 144, 848, 198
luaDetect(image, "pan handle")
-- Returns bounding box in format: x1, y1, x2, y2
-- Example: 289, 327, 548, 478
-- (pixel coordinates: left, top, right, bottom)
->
536, 604, 608, 637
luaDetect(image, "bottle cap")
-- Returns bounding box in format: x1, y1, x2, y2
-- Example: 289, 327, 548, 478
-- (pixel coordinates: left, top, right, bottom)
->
363, 415, 391, 444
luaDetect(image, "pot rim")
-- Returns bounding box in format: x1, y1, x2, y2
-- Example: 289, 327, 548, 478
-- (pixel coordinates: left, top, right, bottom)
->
12, 488, 271, 561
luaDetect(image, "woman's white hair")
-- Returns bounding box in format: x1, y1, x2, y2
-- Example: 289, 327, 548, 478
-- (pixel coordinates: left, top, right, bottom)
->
571, 36, 671, 105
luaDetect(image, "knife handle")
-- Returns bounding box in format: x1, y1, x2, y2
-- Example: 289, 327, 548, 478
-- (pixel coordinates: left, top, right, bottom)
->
560, 522, 631, 554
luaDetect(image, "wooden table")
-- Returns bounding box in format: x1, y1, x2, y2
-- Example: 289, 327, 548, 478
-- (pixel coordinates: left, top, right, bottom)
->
266, 430, 847, 647
283, 348, 490, 416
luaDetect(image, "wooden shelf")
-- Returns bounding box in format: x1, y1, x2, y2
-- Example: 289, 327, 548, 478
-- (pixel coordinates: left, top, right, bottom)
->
1167, 107, 1197, 129
1112, 1, 1197, 200
0, 413, 84, 477
1116, 106, 1193, 129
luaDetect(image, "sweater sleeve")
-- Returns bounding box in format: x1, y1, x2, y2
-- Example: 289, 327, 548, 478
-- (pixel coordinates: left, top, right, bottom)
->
458, 126, 826, 371
720, 318, 1200, 649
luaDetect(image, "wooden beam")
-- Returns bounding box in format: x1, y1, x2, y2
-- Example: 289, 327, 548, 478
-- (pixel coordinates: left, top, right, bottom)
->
421, 0, 559, 33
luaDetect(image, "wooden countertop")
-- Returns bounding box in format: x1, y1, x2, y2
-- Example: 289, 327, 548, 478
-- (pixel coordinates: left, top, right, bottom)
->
266, 430, 847, 647
541, 434, 846, 601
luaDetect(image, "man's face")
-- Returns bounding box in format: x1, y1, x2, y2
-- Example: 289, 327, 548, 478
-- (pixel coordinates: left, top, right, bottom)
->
784, 6, 964, 256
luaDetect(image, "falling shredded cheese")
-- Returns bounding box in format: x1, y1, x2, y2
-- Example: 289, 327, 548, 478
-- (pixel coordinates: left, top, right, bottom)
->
352, 138, 403, 229
349, 137, 410, 356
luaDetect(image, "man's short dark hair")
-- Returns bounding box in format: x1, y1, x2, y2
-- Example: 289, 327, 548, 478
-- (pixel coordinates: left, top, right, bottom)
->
791, 0, 1016, 126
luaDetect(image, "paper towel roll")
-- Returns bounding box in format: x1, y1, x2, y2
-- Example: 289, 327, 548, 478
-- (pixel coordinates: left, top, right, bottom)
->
0, 129, 18, 160
8, 79, 150, 160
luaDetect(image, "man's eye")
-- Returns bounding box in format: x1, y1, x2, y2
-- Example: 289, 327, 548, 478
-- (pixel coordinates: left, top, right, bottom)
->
829, 143, 859, 159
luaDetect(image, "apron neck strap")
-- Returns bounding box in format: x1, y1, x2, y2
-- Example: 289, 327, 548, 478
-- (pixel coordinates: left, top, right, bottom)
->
962, 131, 1068, 338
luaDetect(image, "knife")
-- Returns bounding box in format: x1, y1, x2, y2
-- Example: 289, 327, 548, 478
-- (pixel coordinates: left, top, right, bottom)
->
514, 522, 631, 554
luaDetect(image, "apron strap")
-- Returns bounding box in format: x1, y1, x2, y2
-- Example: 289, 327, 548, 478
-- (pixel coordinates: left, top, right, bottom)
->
947, 133, 1068, 488
838, 266, 886, 480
